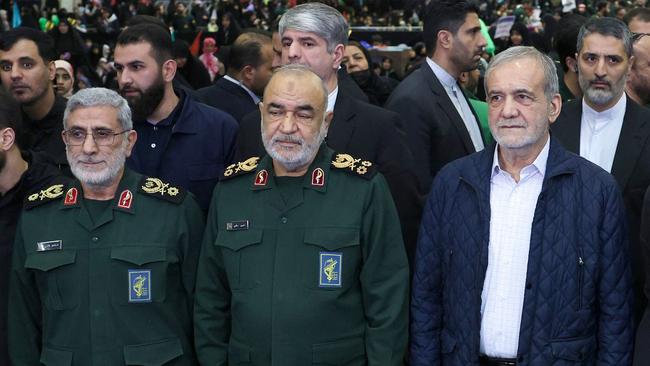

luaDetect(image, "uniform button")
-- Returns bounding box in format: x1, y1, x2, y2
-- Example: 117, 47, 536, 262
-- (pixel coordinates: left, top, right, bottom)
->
280, 217, 288, 224
153, 126, 158, 131
151, 143, 156, 148
91, 236, 99, 242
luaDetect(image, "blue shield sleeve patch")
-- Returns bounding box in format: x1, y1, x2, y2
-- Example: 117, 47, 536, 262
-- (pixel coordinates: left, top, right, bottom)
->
319, 252, 342, 288
128, 270, 151, 302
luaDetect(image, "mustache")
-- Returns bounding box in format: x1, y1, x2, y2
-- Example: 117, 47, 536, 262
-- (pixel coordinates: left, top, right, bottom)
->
589, 77, 611, 87
271, 134, 304, 145
495, 119, 527, 128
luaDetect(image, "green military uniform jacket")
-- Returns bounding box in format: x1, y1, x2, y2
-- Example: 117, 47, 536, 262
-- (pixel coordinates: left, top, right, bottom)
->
9, 169, 205, 366
194, 145, 409, 366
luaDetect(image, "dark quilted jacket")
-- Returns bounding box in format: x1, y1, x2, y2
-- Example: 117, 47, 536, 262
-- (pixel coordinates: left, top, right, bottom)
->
411, 138, 634, 366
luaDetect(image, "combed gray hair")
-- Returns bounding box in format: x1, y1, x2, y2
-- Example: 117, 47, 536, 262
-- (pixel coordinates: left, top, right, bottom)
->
577, 17, 633, 58
271, 64, 329, 109
63, 88, 133, 131
279, 2, 349, 53
485, 46, 559, 101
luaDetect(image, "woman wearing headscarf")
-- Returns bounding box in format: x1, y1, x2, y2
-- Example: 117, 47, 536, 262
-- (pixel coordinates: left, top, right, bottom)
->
53, 60, 75, 98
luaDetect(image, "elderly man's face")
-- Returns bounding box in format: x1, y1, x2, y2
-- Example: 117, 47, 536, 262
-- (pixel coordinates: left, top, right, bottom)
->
260, 72, 331, 173
577, 33, 632, 111
486, 57, 560, 151
63, 105, 136, 187
0, 39, 55, 106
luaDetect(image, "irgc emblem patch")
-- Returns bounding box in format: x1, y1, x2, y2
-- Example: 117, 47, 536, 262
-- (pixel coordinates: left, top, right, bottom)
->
319, 252, 342, 288
128, 270, 151, 302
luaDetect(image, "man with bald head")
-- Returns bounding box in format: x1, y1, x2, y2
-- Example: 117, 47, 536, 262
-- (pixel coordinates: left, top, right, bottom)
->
194, 65, 409, 366
625, 7, 650, 107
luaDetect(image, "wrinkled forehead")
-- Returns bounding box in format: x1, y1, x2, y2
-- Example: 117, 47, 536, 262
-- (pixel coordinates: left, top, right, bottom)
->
265, 74, 325, 108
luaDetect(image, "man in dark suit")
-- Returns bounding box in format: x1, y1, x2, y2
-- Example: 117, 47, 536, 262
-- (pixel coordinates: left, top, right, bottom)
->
552, 17, 650, 326
385, 0, 487, 197
235, 2, 421, 264
197, 32, 274, 123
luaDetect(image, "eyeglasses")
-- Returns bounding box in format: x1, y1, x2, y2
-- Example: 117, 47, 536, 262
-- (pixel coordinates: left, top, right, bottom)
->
632, 32, 650, 43
63, 128, 131, 146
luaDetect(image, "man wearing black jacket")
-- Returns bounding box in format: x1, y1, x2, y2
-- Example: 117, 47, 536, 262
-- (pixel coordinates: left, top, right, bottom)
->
0, 89, 68, 366
236, 3, 422, 264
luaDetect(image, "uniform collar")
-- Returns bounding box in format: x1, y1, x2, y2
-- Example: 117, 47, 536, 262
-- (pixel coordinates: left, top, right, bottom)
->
60, 168, 138, 215
250, 144, 333, 193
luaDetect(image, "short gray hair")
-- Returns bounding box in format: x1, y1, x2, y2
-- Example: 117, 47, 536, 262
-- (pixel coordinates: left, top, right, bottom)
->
577, 17, 633, 58
63, 88, 133, 131
279, 3, 349, 53
270, 64, 328, 110
485, 46, 559, 101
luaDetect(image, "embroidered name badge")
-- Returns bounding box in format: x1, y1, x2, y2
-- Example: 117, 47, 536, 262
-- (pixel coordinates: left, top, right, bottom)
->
226, 220, 249, 231
36, 240, 63, 252
128, 270, 151, 303
319, 252, 342, 288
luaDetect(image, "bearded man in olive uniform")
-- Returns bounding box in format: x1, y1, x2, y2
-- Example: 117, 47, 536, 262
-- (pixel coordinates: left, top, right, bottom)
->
194, 65, 409, 366
9, 88, 204, 365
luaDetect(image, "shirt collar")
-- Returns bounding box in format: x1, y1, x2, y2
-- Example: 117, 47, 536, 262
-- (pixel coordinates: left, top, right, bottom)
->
224, 74, 261, 104
426, 57, 457, 89
491, 135, 551, 179
581, 93, 627, 126
327, 86, 339, 113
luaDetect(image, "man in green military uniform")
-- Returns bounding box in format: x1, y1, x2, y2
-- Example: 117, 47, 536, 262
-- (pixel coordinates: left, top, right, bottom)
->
194, 65, 409, 365
8, 88, 204, 365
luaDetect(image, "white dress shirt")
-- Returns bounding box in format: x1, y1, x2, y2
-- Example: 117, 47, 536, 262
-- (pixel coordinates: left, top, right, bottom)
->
480, 137, 550, 358
223, 75, 261, 104
579, 94, 626, 173
327, 86, 339, 113
426, 57, 485, 152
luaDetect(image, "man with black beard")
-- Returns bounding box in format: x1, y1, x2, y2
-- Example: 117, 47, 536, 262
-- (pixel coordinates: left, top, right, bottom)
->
114, 24, 239, 212
553, 17, 650, 326
0, 88, 67, 366
0, 28, 69, 173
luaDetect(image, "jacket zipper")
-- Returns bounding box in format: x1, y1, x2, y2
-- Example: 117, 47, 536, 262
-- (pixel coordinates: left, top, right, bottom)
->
577, 249, 584, 310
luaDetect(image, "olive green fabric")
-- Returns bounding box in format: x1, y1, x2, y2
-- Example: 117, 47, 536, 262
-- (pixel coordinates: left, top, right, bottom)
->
8, 169, 205, 365
194, 145, 410, 366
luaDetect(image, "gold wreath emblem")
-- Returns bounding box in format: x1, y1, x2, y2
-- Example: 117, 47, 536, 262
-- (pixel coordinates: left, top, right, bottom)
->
141, 177, 175, 196
332, 154, 361, 171
29, 184, 65, 201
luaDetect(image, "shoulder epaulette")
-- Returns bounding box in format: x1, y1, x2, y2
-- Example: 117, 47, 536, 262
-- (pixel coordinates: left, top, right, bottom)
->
24, 183, 67, 210
222, 157, 260, 180
331, 153, 377, 180
138, 177, 186, 204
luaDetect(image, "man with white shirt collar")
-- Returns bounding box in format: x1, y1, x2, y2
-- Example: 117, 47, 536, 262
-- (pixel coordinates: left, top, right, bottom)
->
553, 17, 650, 325
235, 2, 422, 266
412, 46, 634, 366
386, 0, 487, 197
197, 32, 274, 123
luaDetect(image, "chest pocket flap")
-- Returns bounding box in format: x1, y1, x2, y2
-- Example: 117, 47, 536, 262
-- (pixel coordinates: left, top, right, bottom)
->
304, 228, 359, 251
25, 251, 76, 271
110, 247, 169, 266
215, 229, 263, 251
123, 337, 184, 365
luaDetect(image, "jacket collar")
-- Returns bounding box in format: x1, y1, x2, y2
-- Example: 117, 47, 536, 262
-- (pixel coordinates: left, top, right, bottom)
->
250, 144, 333, 193
60, 168, 139, 216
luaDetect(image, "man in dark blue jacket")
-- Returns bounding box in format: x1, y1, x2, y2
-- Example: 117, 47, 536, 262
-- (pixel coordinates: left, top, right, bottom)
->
114, 24, 238, 212
411, 46, 634, 365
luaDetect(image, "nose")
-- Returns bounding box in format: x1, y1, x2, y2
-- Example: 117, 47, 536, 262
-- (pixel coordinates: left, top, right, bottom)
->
287, 42, 301, 61
278, 112, 299, 134
10, 64, 22, 80
501, 95, 519, 119
477, 32, 488, 49
594, 57, 607, 78
81, 132, 99, 155
117, 68, 132, 87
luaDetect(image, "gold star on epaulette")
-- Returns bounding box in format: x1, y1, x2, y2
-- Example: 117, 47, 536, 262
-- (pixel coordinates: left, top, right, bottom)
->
138, 177, 186, 204
24, 184, 66, 210
222, 157, 260, 180
331, 153, 376, 179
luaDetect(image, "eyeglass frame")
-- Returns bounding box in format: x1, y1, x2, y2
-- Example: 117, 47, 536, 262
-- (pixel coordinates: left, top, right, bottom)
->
62, 127, 132, 146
